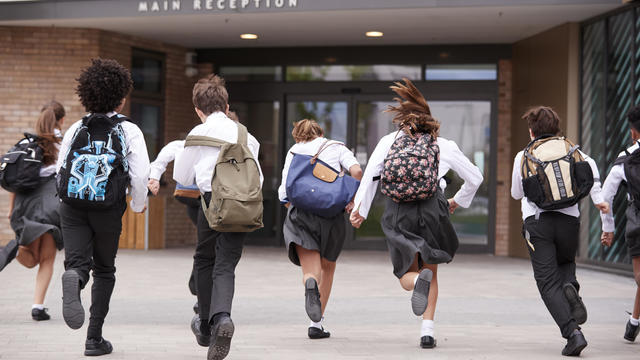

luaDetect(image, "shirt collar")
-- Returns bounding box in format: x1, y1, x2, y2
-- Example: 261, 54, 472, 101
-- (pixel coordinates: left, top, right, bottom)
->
205, 111, 231, 124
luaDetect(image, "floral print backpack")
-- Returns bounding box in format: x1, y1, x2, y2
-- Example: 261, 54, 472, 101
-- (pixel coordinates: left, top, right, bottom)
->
381, 132, 440, 202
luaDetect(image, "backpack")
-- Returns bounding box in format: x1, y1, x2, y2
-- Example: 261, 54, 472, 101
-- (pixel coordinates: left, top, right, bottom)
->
0, 133, 44, 193
57, 114, 130, 210
520, 135, 593, 210
285, 140, 360, 218
381, 132, 440, 203
614, 142, 640, 207
184, 123, 263, 233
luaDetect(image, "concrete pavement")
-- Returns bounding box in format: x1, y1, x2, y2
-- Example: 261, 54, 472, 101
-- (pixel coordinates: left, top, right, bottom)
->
0, 246, 639, 359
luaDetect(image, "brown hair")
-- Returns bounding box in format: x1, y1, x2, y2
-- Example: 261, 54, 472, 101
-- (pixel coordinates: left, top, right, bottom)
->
192, 74, 228, 115
523, 106, 561, 137
36, 100, 65, 165
385, 78, 439, 138
292, 119, 324, 143
228, 110, 239, 123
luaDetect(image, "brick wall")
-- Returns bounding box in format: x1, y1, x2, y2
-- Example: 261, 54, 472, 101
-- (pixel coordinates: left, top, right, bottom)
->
495, 59, 512, 256
0, 26, 202, 247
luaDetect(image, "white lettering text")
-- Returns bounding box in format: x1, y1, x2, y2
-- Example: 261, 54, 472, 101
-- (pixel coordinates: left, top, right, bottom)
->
275, 0, 283, 7
193, 0, 201, 9
206, 0, 213, 9
138, 1, 148, 11
217, 0, 225, 9
289, 0, 296, 6
229, 0, 236, 9
151, 1, 160, 11
173, 0, 181, 9
254, 0, 260, 7
241, 0, 249, 8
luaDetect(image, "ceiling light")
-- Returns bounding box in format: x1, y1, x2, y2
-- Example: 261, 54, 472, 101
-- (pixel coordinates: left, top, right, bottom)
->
365, 31, 384, 38
240, 33, 258, 40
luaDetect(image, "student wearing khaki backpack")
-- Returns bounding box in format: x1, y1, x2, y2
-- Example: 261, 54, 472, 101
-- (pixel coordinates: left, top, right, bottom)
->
510, 106, 609, 357
174, 74, 263, 360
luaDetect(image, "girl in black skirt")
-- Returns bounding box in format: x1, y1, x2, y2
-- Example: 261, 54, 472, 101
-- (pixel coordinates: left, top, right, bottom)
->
278, 119, 363, 339
5, 101, 65, 321
350, 79, 482, 349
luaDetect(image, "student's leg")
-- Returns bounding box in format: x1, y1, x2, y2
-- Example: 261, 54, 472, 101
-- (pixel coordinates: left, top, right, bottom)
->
633, 257, 640, 319
421, 264, 438, 320
399, 254, 421, 291
319, 257, 336, 314
296, 246, 322, 284
33, 233, 56, 305
85, 207, 123, 340
524, 216, 577, 339
16, 239, 40, 269
209, 231, 245, 322
195, 208, 217, 327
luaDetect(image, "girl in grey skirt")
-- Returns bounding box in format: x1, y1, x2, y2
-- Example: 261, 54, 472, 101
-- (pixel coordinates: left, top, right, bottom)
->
350, 79, 483, 349
278, 119, 362, 339
5, 101, 65, 321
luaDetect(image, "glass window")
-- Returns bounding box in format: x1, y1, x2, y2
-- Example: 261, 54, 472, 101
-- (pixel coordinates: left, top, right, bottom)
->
286, 101, 348, 149
130, 102, 162, 159
132, 56, 163, 93
220, 66, 282, 81
425, 64, 497, 81
286, 65, 421, 81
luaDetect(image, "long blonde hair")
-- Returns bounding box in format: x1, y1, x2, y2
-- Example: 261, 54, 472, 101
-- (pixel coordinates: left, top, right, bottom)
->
385, 78, 440, 138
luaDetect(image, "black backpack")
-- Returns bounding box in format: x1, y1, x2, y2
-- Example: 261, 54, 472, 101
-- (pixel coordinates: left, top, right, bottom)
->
615, 142, 640, 207
57, 114, 130, 210
0, 133, 44, 193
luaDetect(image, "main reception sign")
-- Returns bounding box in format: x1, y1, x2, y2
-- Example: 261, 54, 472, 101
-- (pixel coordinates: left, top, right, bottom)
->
137, 0, 298, 12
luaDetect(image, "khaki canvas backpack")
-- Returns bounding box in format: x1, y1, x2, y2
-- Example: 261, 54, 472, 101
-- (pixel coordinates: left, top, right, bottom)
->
520, 135, 594, 210
184, 123, 264, 232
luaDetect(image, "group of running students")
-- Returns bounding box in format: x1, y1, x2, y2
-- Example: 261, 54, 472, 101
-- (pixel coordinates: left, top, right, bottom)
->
0, 57, 638, 359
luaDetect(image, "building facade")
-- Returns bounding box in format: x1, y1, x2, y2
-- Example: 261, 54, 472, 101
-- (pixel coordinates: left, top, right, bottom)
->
0, 0, 636, 271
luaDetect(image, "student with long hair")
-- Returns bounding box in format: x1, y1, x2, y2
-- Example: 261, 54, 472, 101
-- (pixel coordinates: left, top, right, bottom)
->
350, 79, 480, 348
278, 119, 363, 339
0, 100, 65, 321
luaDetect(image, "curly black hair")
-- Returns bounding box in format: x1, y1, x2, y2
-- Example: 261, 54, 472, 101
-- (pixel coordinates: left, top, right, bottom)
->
76, 58, 133, 113
629, 105, 640, 131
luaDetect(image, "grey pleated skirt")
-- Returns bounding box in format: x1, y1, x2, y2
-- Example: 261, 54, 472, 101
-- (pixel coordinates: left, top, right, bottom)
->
381, 189, 459, 278
283, 206, 346, 265
10, 176, 63, 250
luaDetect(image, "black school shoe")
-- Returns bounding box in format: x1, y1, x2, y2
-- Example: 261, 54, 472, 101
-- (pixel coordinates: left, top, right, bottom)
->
0, 239, 18, 272
84, 337, 113, 356
207, 315, 234, 360
308, 326, 330, 339
62, 269, 85, 330
624, 319, 640, 342
31, 308, 50, 321
562, 329, 587, 357
420, 336, 437, 349
191, 314, 211, 347
412, 269, 433, 316
305, 278, 322, 322
563, 283, 587, 325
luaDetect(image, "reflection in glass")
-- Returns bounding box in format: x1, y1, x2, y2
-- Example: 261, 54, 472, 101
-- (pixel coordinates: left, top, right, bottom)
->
426, 64, 497, 81
130, 103, 162, 159
229, 101, 280, 240
220, 66, 282, 81
286, 65, 421, 81
286, 101, 348, 149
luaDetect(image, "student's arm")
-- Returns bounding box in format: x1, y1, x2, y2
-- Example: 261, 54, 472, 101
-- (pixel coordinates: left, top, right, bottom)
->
600, 164, 624, 234
126, 125, 151, 213
339, 146, 363, 181
351, 135, 393, 223
247, 134, 264, 187
443, 140, 484, 209
149, 140, 184, 180
510, 152, 524, 200
581, 151, 608, 213
277, 150, 294, 205
173, 144, 197, 188
55, 121, 81, 174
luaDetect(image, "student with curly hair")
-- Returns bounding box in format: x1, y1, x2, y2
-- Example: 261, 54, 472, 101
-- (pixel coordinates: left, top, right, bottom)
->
350, 78, 482, 349
0, 101, 65, 321
56, 58, 150, 356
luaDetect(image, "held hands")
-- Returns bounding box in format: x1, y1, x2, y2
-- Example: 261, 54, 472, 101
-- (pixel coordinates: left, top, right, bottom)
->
601, 232, 614, 247
147, 179, 160, 196
350, 210, 365, 229
595, 202, 610, 214
345, 201, 355, 214
448, 198, 459, 214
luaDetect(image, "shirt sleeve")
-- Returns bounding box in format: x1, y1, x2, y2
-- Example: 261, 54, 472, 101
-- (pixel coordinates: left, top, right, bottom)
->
581, 151, 604, 205
125, 125, 151, 212
247, 134, 264, 187
278, 150, 294, 203
444, 141, 484, 208
600, 164, 625, 232
352, 136, 392, 219
511, 152, 524, 200
149, 140, 184, 180
338, 145, 360, 171
55, 121, 81, 174
173, 143, 198, 187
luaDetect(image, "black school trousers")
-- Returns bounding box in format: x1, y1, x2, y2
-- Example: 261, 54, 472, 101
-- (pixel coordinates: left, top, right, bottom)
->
195, 193, 245, 328
523, 211, 580, 339
60, 201, 126, 340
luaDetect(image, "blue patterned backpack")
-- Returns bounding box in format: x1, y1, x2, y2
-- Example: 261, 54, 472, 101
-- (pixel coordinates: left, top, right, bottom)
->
57, 114, 130, 209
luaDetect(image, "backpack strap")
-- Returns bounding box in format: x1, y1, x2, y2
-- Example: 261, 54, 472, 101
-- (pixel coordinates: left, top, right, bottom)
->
310, 139, 347, 175
184, 135, 229, 148
236, 123, 248, 146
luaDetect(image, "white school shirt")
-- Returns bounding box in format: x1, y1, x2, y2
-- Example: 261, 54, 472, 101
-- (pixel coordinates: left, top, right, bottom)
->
149, 140, 184, 181
38, 128, 62, 177
352, 132, 484, 219
599, 142, 640, 232
173, 112, 263, 193
510, 150, 604, 221
277, 137, 360, 203
56, 112, 151, 213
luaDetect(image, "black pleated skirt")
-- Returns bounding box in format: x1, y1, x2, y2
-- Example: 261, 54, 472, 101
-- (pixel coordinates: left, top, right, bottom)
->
283, 206, 346, 265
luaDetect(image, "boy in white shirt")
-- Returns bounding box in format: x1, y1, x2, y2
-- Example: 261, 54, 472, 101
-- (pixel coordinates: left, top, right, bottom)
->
511, 106, 608, 357
600, 105, 640, 343
174, 75, 262, 360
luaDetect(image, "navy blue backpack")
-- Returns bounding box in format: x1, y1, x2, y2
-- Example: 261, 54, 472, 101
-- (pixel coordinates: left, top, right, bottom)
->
285, 140, 360, 218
